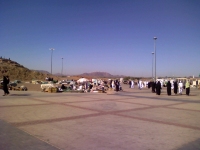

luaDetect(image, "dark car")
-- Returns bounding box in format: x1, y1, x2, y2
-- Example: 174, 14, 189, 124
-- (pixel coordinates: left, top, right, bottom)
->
123, 80, 128, 84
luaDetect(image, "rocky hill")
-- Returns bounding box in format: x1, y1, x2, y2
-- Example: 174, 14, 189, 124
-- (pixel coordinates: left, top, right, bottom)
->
0, 58, 49, 81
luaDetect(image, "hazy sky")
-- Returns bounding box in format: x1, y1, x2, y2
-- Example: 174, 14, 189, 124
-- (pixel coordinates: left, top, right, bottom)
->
1, 0, 200, 77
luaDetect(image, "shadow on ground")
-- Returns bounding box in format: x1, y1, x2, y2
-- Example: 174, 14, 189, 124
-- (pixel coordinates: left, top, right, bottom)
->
176, 138, 200, 150
9, 94, 31, 96
0, 119, 59, 150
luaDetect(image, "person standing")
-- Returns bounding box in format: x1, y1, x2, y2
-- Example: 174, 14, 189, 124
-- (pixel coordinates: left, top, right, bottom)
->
174, 81, 178, 95
129, 80, 131, 88
138, 80, 142, 90
152, 81, 156, 93
70, 79, 74, 89
148, 81, 151, 89
160, 81, 163, 88
156, 81, 161, 95
111, 80, 115, 89
110, 80, 113, 88
185, 80, 190, 96
115, 80, 120, 92
183, 80, 186, 89
196, 80, 198, 88
131, 80, 134, 88
2, 75, 9, 96
171, 81, 174, 90
178, 81, 183, 95
167, 81, 171, 96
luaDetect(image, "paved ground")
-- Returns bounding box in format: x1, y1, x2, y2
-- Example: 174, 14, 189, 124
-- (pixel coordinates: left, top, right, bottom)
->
0, 85, 200, 150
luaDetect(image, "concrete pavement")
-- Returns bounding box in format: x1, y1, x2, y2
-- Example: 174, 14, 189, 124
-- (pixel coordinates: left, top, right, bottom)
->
0, 85, 200, 150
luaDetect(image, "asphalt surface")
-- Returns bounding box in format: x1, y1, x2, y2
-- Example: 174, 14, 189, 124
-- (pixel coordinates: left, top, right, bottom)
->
0, 85, 200, 150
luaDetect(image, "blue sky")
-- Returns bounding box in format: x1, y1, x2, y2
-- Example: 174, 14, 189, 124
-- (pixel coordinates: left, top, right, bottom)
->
1, 0, 200, 77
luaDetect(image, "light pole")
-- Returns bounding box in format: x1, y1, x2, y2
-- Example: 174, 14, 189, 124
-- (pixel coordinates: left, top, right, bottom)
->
153, 37, 157, 81
49, 48, 55, 74
151, 52, 154, 80
61, 57, 63, 76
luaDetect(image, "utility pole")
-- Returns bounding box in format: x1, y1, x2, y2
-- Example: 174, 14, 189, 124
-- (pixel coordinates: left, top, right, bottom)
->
49, 48, 55, 74
153, 37, 157, 81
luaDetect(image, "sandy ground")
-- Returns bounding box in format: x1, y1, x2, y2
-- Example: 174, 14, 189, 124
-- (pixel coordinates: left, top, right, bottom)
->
1, 85, 200, 150
13, 82, 57, 92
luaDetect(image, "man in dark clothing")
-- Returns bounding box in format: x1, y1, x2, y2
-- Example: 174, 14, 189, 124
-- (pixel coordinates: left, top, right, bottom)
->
196, 80, 198, 88
156, 81, 161, 95
152, 82, 156, 93
167, 81, 171, 96
115, 80, 120, 92
110, 80, 112, 88
89, 83, 93, 90
3, 75, 9, 96
129, 80, 131, 88
148, 82, 151, 89
183, 80, 186, 89
61, 84, 66, 90
174, 81, 178, 94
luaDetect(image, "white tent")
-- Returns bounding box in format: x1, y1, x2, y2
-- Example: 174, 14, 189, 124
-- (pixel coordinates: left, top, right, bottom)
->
77, 78, 89, 83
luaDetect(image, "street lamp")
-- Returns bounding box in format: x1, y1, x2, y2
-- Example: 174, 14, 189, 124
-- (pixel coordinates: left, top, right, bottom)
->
49, 48, 55, 74
61, 57, 63, 76
151, 52, 154, 80
153, 37, 157, 81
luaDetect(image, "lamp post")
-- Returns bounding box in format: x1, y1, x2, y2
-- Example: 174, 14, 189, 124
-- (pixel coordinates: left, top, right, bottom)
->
151, 52, 154, 80
49, 48, 55, 74
61, 57, 63, 76
153, 37, 157, 81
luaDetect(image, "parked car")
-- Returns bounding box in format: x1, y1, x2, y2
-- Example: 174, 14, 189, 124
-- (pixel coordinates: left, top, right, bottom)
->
14, 80, 21, 83
123, 80, 128, 84
9, 82, 17, 87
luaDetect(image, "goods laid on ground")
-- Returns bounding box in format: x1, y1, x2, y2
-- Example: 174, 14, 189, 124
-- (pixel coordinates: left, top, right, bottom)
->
39, 77, 124, 94
41, 83, 54, 90
32, 80, 43, 84
42, 87, 58, 93
48, 87, 58, 93
9, 85, 28, 91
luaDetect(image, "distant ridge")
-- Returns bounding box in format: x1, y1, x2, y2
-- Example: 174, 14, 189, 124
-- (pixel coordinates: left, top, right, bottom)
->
32, 70, 50, 75
79, 72, 125, 78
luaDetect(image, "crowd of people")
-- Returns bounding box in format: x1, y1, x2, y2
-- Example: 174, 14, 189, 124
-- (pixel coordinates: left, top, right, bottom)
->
151, 80, 191, 96
127, 79, 194, 96
59, 79, 123, 93
109, 79, 122, 92
1, 74, 198, 96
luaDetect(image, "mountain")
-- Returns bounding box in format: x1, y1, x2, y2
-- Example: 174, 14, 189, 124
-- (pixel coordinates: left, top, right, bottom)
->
79, 72, 125, 78
0, 58, 50, 81
53, 73, 68, 76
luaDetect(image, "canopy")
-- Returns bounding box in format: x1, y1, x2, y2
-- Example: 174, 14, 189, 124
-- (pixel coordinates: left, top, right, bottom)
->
77, 78, 89, 83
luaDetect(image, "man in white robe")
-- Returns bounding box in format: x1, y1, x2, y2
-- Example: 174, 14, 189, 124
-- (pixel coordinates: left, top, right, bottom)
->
138, 80, 142, 90
178, 81, 183, 94
131, 80, 134, 88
